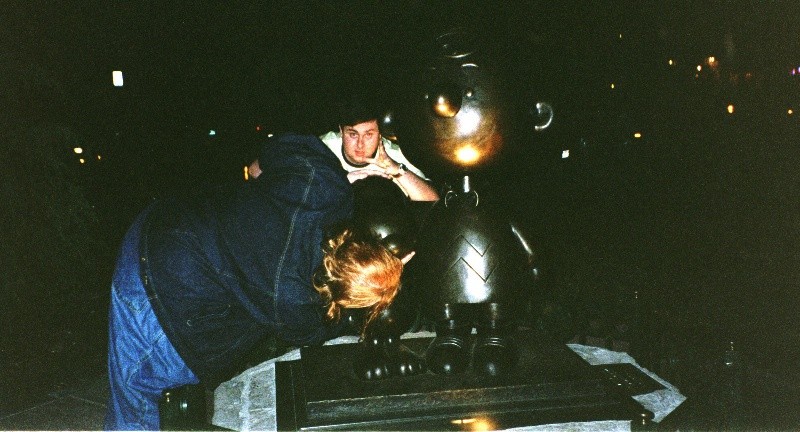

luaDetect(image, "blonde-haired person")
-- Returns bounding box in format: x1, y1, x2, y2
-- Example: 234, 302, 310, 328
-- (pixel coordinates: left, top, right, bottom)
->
314, 229, 414, 334
105, 134, 412, 431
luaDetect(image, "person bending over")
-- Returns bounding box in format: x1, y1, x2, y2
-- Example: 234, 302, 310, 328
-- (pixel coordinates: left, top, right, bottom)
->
105, 133, 413, 430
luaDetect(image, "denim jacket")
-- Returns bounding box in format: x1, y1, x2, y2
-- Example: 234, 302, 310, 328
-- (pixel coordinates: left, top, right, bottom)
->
139, 134, 353, 386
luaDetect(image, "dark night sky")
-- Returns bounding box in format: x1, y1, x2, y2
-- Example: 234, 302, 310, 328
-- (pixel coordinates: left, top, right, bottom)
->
6, 1, 798, 133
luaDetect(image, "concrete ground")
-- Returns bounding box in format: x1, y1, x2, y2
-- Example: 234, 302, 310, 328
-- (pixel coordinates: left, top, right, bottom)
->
0, 373, 108, 431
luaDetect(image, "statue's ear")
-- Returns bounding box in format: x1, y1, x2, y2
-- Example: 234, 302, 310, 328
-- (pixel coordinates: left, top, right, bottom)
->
400, 251, 416, 265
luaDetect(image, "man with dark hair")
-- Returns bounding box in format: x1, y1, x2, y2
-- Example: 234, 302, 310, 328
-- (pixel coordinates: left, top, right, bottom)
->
318, 94, 439, 201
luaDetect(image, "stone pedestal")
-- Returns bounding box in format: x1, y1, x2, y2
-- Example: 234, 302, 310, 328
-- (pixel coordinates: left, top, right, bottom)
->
275, 331, 656, 430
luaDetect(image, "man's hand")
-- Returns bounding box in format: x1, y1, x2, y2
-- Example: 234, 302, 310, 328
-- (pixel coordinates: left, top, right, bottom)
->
365, 141, 403, 177
347, 168, 392, 184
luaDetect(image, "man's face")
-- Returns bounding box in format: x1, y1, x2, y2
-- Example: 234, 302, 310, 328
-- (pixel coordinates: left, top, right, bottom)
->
340, 120, 380, 166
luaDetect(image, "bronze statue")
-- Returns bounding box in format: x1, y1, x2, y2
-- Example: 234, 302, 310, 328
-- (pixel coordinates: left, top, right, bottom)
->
353, 27, 554, 379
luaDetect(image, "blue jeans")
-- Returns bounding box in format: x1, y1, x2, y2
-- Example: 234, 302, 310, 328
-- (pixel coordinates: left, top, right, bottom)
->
105, 208, 199, 431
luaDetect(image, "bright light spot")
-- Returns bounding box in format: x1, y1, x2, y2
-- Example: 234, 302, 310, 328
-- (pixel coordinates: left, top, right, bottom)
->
788, 109, 794, 115
610, 83, 616, 89
561, 149, 569, 159
96, 154, 102, 160
727, 104, 735, 114
79, 158, 85, 164
618, 33, 623, 39
697, 65, 702, 72
209, 130, 216, 136
243, 165, 250, 181
112, 71, 123, 87
668, 59, 674, 66
267, 133, 274, 138
634, 132, 642, 138
451, 418, 476, 425
449, 417, 493, 430
469, 418, 494, 431
456, 107, 480, 136
73, 147, 83, 154
255, 125, 261, 131
707, 56, 716, 64
455, 146, 480, 164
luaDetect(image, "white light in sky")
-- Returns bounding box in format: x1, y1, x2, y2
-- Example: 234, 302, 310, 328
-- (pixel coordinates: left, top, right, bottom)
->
209, 130, 216, 136
562, 149, 569, 159
112, 71, 123, 87
73, 147, 83, 154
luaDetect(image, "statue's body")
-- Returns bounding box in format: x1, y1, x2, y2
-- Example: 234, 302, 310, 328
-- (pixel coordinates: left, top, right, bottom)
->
353, 27, 553, 379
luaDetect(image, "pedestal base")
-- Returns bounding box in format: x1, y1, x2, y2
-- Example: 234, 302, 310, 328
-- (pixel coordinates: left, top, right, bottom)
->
276, 331, 654, 430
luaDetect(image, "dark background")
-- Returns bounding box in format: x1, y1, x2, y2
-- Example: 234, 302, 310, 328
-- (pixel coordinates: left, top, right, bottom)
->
2, 1, 799, 428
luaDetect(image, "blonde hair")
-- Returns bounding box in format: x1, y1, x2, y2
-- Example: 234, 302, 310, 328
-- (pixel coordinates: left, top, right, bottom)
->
313, 229, 403, 332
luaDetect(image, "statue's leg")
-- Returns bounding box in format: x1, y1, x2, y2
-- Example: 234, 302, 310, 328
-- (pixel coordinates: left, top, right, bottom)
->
473, 304, 518, 376
426, 318, 472, 375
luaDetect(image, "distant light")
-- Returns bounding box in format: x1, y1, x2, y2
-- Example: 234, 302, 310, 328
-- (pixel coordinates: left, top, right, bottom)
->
267, 133, 274, 138
79, 158, 85, 164
255, 125, 261, 131
73, 147, 83, 154
96, 154, 102, 160
618, 33, 623, 39
561, 149, 569, 159
112, 71, 123, 87
209, 130, 216, 136
696, 65, 702, 72
610, 83, 616, 89
668, 59, 674, 66
707, 56, 716, 64
727, 104, 735, 114
788, 109, 794, 115
243, 165, 250, 181
633, 132, 642, 139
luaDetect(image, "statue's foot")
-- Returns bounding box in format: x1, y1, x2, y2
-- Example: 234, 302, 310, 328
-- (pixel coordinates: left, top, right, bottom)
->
353, 345, 392, 380
473, 335, 518, 376
354, 342, 426, 380
426, 335, 470, 375
391, 344, 426, 377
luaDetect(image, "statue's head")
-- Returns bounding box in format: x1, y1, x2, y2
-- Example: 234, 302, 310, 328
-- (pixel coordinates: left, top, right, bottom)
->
387, 28, 554, 180
351, 176, 417, 258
